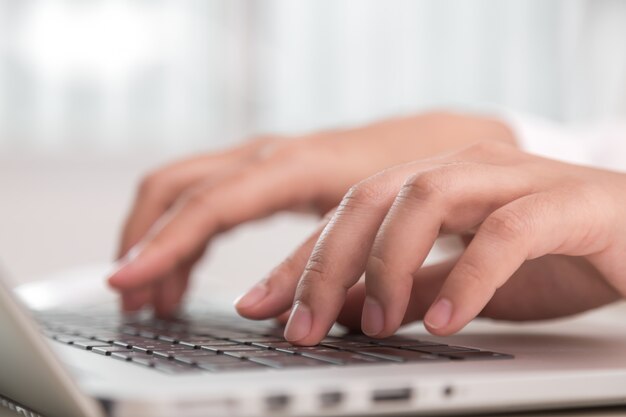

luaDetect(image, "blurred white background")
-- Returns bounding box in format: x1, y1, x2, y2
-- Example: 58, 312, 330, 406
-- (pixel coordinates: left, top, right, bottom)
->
0, 0, 625, 291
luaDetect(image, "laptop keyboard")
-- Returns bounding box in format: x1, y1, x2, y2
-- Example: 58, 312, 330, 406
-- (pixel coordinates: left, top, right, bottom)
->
35, 310, 513, 374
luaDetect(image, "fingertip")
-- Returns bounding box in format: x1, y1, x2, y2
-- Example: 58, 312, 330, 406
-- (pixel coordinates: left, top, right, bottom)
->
284, 302, 313, 344
361, 296, 384, 337
107, 265, 136, 289
424, 297, 453, 329
107, 249, 142, 289
234, 282, 269, 312
423, 297, 470, 336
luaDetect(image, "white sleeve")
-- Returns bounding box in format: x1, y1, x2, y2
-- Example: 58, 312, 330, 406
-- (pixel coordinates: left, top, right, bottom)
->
499, 110, 626, 172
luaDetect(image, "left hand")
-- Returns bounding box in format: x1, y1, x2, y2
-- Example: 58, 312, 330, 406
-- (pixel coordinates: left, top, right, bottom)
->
236, 141, 626, 345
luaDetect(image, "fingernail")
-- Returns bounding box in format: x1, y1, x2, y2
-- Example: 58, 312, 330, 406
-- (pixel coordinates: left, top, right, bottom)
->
108, 247, 142, 286
361, 296, 385, 336
424, 298, 453, 330
284, 302, 312, 342
234, 283, 269, 310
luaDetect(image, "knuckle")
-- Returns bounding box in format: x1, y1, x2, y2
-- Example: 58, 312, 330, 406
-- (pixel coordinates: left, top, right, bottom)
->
458, 139, 517, 161
481, 208, 529, 242
459, 140, 494, 158
298, 247, 335, 290
400, 169, 448, 203
137, 170, 168, 199
366, 252, 394, 280
342, 181, 387, 210
263, 138, 310, 164
367, 252, 414, 292
303, 248, 329, 278
180, 187, 213, 212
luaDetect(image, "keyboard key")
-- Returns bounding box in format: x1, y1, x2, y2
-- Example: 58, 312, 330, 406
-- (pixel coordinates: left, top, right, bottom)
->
152, 347, 196, 359
156, 334, 186, 343
195, 340, 239, 347
255, 342, 298, 350
53, 335, 93, 345
299, 351, 382, 365
444, 351, 513, 360
261, 328, 289, 338
405, 345, 479, 354
214, 345, 267, 351
228, 337, 284, 344
200, 344, 265, 354
153, 360, 202, 374
132, 356, 157, 368
374, 339, 447, 348
92, 346, 133, 356
37, 311, 513, 375
249, 356, 333, 369
174, 353, 239, 366
113, 336, 156, 349
222, 350, 284, 359
321, 341, 378, 349
131, 341, 183, 353
92, 332, 123, 343
72, 340, 114, 350
350, 347, 443, 362
197, 361, 266, 372
177, 338, 222, 348
111, 351, 154, 362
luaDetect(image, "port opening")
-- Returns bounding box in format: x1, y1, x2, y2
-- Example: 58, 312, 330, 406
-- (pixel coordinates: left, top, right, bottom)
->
372, 387, 413, 403
265, 394, 290, 411
319, 391, 343, 408
443, 385, 455, 398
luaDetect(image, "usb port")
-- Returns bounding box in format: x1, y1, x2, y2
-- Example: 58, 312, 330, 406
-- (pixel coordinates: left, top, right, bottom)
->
319, 391, 343, 408
372, 387, 413, 403
265, 394, 290, 411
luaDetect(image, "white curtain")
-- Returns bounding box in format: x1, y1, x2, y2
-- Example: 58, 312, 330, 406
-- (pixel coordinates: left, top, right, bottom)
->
0, 0, 625, 154
252, 0, 626, 133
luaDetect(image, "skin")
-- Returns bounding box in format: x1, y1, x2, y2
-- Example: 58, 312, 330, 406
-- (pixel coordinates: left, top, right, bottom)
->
244, 142, 625, 345
108, 111, 514, 317
108, 110, 625, 346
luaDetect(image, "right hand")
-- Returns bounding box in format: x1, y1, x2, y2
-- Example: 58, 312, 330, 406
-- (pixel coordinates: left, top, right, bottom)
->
107, 111, 516, 317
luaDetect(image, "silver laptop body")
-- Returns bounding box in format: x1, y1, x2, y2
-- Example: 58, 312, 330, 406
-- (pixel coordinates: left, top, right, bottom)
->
2, 269, 626, 417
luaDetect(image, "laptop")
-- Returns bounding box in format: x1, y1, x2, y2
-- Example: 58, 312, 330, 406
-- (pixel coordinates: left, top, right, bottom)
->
2, 267, 626, 417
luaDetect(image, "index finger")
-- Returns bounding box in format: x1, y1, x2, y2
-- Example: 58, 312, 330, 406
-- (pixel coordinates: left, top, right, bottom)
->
118, 138, 276, 258
108, 154, 317, 291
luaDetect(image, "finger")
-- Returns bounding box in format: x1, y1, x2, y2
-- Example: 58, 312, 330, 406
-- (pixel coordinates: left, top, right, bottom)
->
119, 138, 275, 258
151, 247, 204, 316
153, 270, 191, 318
363, 163, 532, 337
282, 142, 527, 345
337, 259, 456, 331
109, 153, 317, 291
283, 166, 421, 345
120, 287, 153, 312
235, 215, 331, 320
424, 191, 607, 335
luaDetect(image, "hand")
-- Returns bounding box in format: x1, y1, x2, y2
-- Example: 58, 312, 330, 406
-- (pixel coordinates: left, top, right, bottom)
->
107, 111, 515, 316
236, 141, 625, 345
